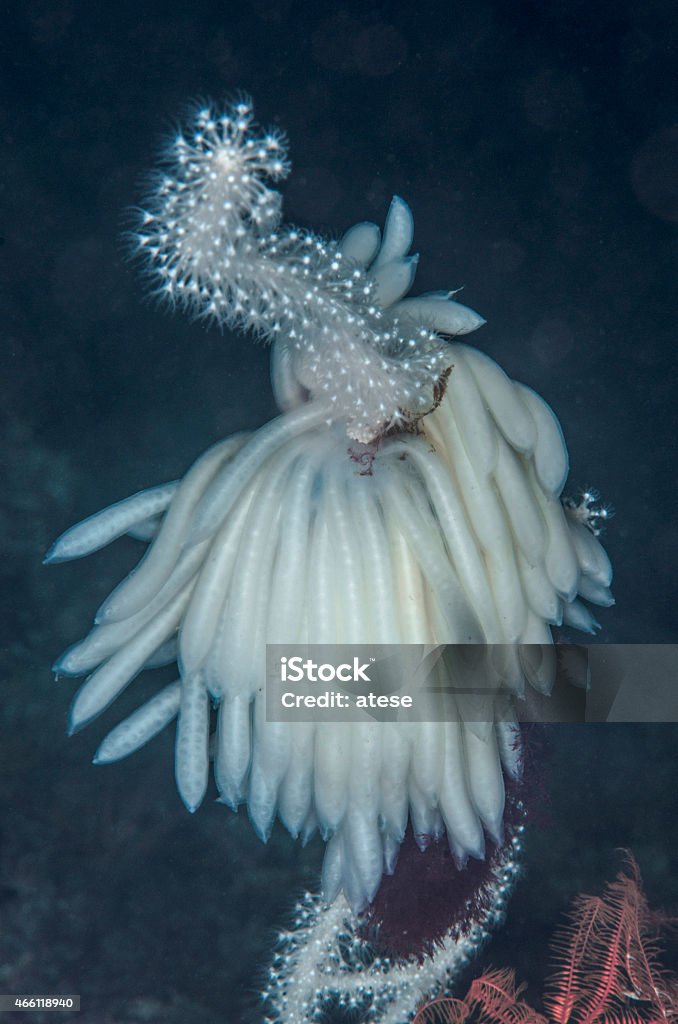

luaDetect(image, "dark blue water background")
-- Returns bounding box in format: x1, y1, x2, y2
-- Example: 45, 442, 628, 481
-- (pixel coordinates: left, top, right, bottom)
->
1, 2, 677, 1021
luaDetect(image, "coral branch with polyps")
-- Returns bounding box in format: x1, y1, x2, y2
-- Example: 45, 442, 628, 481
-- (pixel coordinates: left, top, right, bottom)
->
133, 101, 484, 443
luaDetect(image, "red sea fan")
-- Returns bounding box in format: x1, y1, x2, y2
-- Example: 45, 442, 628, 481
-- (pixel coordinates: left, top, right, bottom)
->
414, 856, 677, 1024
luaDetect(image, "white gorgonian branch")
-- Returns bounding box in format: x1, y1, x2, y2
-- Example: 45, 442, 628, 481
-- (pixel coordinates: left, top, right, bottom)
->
133, 99, 484, 443
263, 828, 523, 1024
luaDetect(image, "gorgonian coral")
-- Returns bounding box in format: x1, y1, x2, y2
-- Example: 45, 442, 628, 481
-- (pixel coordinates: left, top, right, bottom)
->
47, 97, 614, 1023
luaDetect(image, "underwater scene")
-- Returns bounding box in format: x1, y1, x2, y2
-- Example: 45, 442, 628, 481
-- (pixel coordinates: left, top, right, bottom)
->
2, 1, 677, 1022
